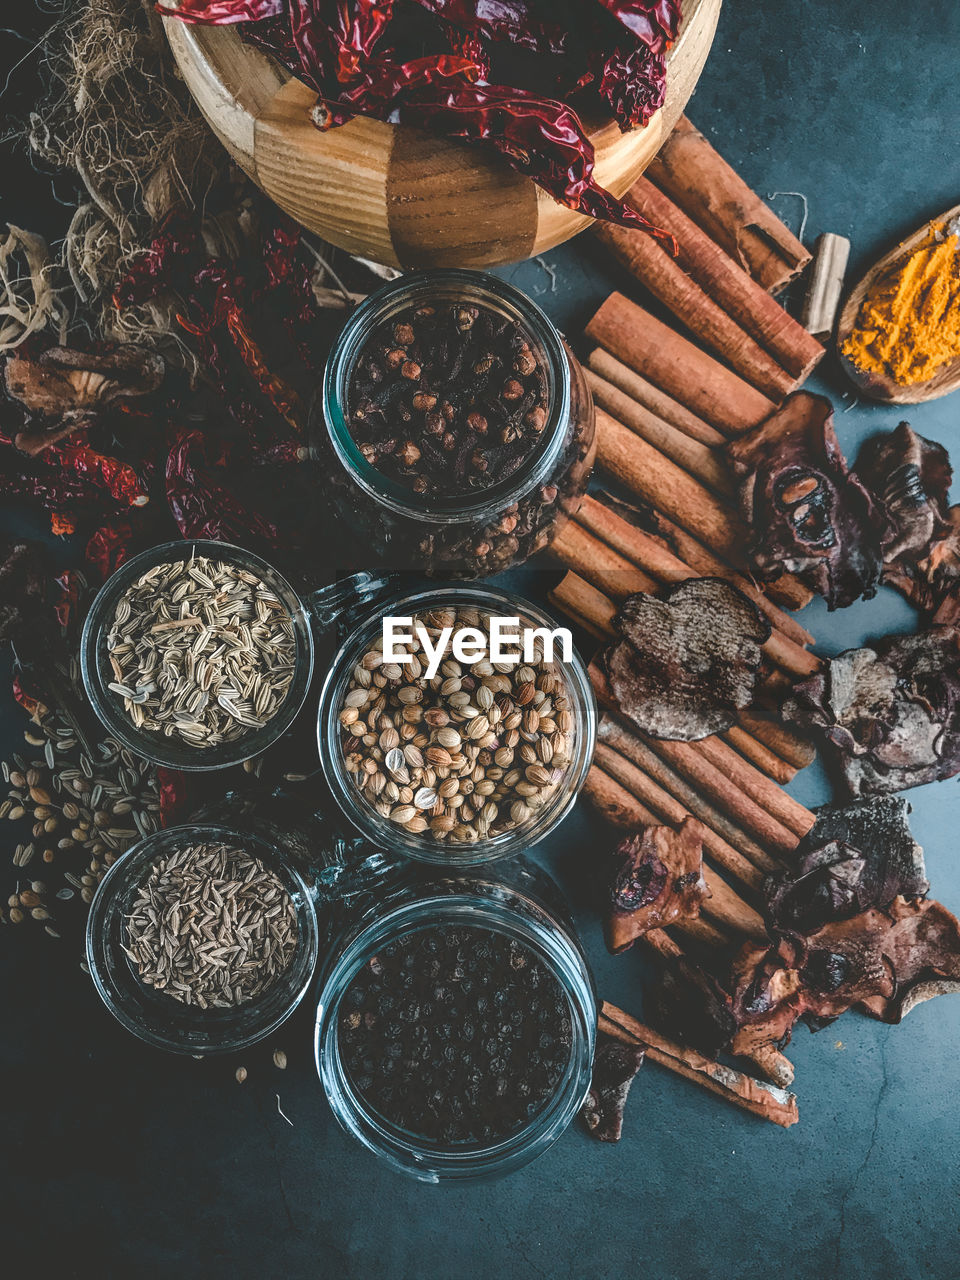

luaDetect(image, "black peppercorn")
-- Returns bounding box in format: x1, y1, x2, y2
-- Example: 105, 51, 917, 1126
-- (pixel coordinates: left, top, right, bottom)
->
338, 925, 572, 1146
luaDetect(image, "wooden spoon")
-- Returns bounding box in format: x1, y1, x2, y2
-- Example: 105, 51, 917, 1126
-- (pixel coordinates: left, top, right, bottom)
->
836, 203, 960, 404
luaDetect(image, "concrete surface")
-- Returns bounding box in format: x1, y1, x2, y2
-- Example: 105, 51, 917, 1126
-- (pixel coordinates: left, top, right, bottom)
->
2, 2, 959, 1276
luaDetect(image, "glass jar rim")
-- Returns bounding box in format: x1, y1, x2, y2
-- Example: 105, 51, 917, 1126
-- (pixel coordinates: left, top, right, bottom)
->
79, 538, 315, 772
85, 823, 321, 1055
316, 582, 597, 866
320, 269, 572, 525
314, 889, 596, 1181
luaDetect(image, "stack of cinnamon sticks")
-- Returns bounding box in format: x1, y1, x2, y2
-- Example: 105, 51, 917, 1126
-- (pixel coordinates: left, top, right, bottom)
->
548, 494, 819, 785
597, 115, 821, 402
558, 120, 830, 1130
578, 116, 827, 620
585, 695, 817, 1119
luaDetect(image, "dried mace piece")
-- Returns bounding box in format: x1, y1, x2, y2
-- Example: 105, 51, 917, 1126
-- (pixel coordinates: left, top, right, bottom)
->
727, 392, 884, 610
778, 896, 960, 1026
784, 627, 960, 796
853, 422, 960, 619
606, 817, 708, 953
580, 1033, 645, 1143
604, 578, 770, 741
766, 795, 928, 935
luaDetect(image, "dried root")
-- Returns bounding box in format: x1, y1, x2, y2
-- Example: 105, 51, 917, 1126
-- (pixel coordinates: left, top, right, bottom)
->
0, 226, 70, 353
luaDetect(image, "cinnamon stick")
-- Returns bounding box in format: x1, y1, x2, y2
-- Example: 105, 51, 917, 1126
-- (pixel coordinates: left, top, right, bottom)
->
693, 736, 815, 840
736, 706, 817, 773
747, 1043, 797, 1091
548, 519, 657, 601
575, 495, 819, 680
587, 348, 725, 447
583, 765, 657, 829
647, 116, 811, 295
624, 499, 814, 615
671, 914, 731, 949
599, 1002, 799, 1127
584, 368, 735, 498
585, 293, 776, 436
800, 232, 851, 342
594, 408, 749, 560
594, 220, 800, 402
593, 742, 769, 917
548, 571, 616, 642
597, 720, 780, 878
588, 494, 813, 647
637, 734, 801, 860
721, 726, 796, 785
625, 176, 824, 380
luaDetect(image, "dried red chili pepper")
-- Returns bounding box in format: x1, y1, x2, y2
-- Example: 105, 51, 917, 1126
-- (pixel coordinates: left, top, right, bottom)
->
0, 454, 127, 525
409, 0, 570, 55
155, 0, 283, 22
12, 673, 45, 719
165, 428, 281, 544
53, 570, 84, 631
156, 767, 190, 827
85, 523, 135, 582
595, 0, 680, 50
396, 83, 675, 237
47, 442, 150, 507
322, 53, 483, 117
178, 267, 305, 434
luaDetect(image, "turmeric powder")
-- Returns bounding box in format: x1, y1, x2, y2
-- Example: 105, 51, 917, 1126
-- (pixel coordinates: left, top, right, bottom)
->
841, 224, 960, 386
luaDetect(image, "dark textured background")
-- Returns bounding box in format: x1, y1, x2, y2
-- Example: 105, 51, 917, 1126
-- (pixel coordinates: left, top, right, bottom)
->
3, 2, 960, 1276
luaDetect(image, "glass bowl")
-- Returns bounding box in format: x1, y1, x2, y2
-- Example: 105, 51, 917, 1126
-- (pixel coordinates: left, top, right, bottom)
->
316, 584, 597, 866
314, 867, 596, 1182
79, 539, 315, 771
85, 824, 320, 1054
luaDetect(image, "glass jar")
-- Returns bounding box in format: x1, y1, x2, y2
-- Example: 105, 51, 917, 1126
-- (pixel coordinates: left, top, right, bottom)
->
317, 583, 597, 866
314, 857, 596, 1182
312, 270, 596, 577
85, 824, 321, 1055
80, 537, 391, 771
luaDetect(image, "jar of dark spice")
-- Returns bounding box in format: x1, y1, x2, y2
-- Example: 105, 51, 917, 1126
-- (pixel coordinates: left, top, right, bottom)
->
312, 271, 595, 576
315, 857, 596, 1181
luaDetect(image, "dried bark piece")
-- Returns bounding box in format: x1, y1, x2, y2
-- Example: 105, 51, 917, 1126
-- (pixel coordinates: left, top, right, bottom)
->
781, 896, 960, 1025
853, 421, 960, 622
727, 391, 884, 609
4, 345, 165, 455
729, 892, 960, 1055
604, 578, 770, 741
580, 1032, 645, 1143
766, 796, 928, 933
784, 628, 960, 795
855, 422, 951, 568
605, 817, 708, 953
728, 944, 804, 1058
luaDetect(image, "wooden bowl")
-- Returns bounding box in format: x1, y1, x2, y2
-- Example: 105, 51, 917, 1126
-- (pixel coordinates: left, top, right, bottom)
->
837, 203, 960, 404
163, 0, 722, 269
